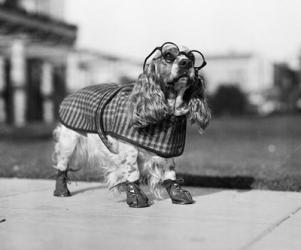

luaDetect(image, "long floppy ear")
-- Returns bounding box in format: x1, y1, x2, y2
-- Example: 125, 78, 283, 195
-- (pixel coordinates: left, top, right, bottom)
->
128, 62, 170, 127
184, 75, 211, 132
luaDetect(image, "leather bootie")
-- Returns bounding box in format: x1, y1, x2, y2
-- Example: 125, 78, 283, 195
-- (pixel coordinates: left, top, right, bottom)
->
162, 179, 194, 204
123, 180, 150, 208
53, 170, 71, 197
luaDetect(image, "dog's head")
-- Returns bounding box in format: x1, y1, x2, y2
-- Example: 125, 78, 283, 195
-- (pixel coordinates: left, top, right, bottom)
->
143, 42, 206, 95
129, 42, 211, 131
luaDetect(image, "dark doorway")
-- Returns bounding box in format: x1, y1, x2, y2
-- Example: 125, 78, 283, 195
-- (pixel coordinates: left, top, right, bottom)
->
53, 65, 66, 119
3, 59, 13, 124
26, 58, 43, 122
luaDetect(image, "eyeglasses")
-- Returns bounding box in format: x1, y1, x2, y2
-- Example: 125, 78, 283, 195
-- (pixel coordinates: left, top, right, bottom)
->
143, 42, 207, 71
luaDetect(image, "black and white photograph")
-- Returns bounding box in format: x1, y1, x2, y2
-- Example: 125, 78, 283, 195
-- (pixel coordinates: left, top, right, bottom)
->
1, 0, 301, 249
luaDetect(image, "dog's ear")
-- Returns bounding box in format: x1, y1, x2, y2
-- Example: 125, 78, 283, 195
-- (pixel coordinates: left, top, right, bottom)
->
128, 61, 170, 127
185, 75, 211, 132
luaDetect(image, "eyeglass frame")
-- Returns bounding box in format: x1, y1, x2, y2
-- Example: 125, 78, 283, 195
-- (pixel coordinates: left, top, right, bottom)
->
143, 42, 207, 72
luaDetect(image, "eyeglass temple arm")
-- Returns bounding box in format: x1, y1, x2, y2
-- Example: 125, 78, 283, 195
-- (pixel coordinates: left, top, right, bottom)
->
143, 47, 159, 72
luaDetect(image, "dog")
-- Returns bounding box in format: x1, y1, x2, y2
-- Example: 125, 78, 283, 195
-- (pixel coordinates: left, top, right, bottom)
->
52, 42, 211, 208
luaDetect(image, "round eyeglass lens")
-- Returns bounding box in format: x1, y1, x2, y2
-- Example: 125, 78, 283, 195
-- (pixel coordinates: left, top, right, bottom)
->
190, 51, 205, 68
161, 43, 179, 62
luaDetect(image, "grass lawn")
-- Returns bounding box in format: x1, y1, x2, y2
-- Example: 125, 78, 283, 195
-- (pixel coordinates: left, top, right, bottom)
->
1, 115, 301, 191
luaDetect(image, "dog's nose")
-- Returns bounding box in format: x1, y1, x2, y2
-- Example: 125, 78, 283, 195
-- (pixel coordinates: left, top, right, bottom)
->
179, 58, 192, 69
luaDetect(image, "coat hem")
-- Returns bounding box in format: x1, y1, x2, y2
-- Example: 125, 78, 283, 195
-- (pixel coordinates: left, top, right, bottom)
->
106, 131, 185, 158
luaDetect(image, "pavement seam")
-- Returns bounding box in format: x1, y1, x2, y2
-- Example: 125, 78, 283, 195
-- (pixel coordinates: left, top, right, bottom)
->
238, 205, 301, 250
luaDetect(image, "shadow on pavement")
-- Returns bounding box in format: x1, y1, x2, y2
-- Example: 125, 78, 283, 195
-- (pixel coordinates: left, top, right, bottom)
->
178, 173, 255, 190
71, 185, 106, 196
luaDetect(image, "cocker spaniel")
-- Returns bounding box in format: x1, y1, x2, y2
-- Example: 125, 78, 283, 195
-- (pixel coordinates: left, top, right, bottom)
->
52, 42, 211, 208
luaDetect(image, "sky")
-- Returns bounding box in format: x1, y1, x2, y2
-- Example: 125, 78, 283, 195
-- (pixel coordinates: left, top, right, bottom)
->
65, 0, 301, 64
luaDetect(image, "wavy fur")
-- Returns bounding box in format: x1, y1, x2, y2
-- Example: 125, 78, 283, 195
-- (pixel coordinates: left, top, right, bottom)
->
185, 75, 211, 130
128, 61, 170, 127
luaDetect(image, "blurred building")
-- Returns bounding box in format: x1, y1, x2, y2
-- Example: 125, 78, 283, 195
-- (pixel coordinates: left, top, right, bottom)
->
19, 0, 65, 20
203, 51, 301, 115
67, 49, 140, 93
203, 53, 272, 94
0, 0, 140, 126
0, 0, 77, 126
202, 52, 276, 115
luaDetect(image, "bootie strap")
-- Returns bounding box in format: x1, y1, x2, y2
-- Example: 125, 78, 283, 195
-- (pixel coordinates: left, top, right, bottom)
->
162, 178, 184, 189
53, 170, 71, 197
111, 180, 150, 208
162, 178, 194, 205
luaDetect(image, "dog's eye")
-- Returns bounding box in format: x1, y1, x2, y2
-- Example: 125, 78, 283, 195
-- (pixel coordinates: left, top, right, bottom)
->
164, 52, 176, 62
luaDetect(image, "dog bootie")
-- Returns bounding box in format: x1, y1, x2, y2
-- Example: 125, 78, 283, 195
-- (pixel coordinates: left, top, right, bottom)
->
163, 179, 195, 204
53, 170, 71, 197
123, 181, 150, 208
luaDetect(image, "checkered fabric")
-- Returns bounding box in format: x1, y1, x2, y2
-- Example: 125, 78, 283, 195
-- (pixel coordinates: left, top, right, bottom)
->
59, 84, 187, 157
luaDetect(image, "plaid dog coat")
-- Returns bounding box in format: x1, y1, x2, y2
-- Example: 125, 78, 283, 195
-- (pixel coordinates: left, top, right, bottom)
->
58, 84, 187, 157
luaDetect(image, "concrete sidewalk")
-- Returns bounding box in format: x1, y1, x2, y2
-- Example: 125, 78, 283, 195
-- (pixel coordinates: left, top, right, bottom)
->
1, 178, 301, 250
